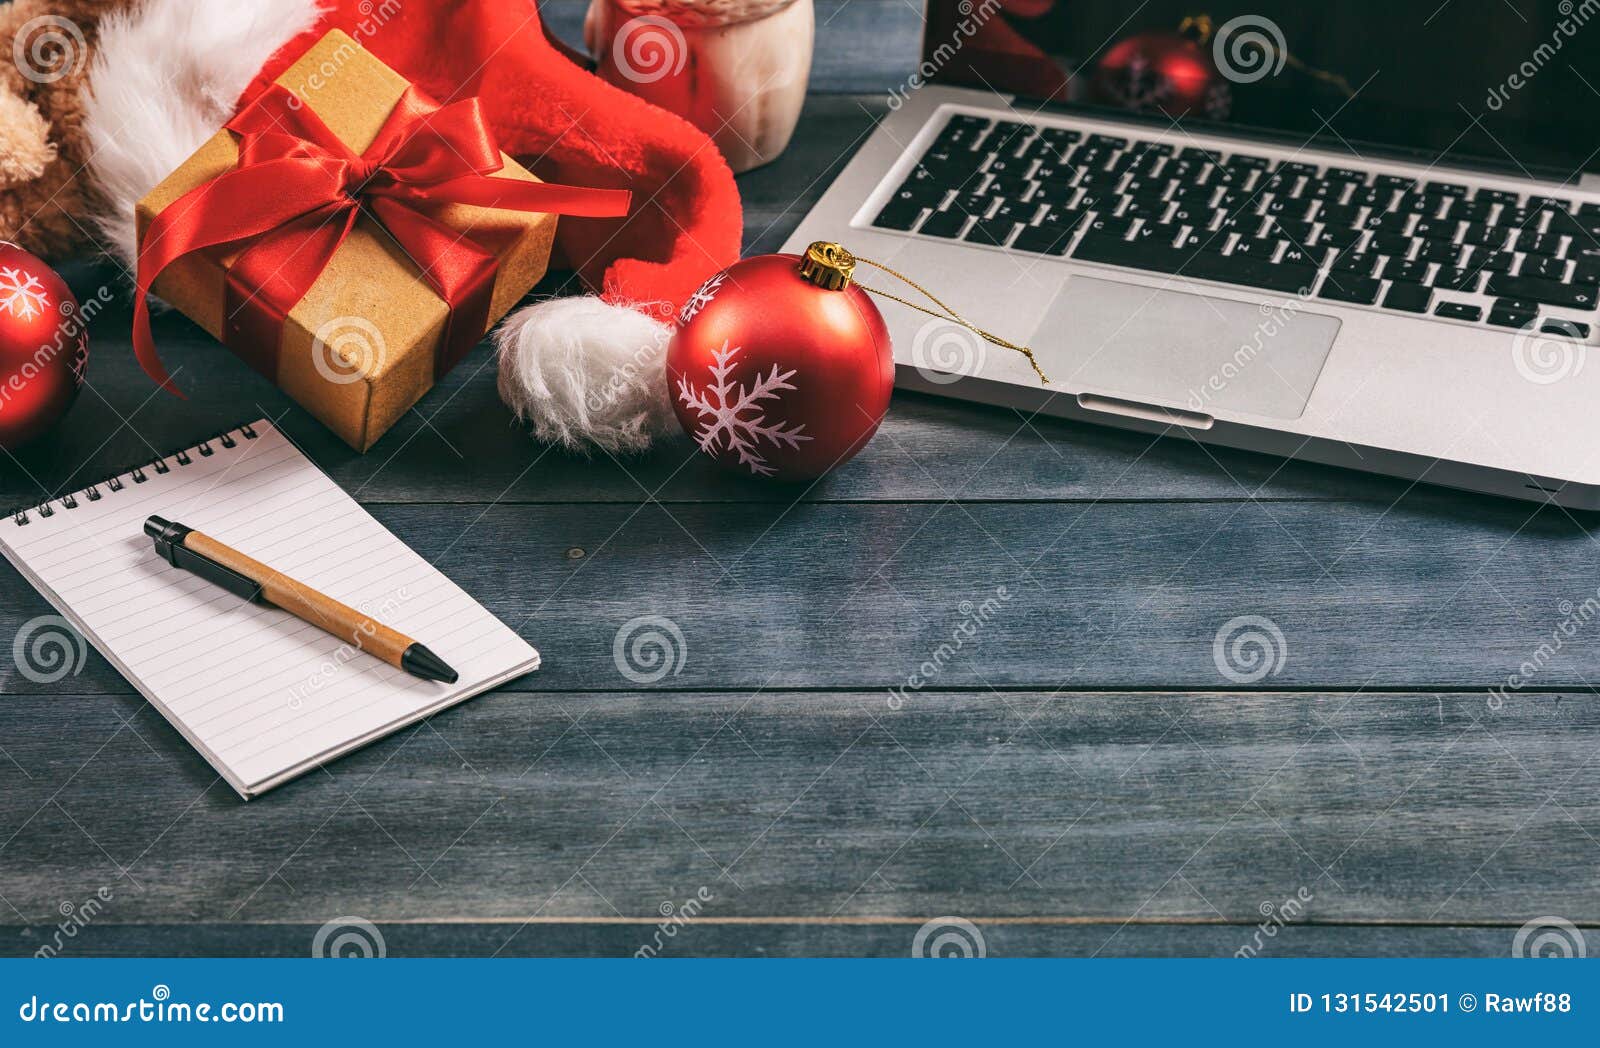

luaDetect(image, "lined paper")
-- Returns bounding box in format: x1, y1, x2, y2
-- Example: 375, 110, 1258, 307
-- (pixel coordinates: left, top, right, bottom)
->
0, 420, 539, 797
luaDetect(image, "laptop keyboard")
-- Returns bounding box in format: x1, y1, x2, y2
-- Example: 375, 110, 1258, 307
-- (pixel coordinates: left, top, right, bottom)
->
871, 112, 1600, 338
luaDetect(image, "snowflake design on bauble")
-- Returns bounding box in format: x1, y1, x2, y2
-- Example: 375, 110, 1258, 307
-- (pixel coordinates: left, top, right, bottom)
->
678, 272, 725, 324
0, 265, 48, 320
1103, 52, 1172, 112
676, 340, 812, 476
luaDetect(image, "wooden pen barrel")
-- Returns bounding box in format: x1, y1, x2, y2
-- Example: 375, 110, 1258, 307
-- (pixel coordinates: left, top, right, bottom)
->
184, 530, 412, 666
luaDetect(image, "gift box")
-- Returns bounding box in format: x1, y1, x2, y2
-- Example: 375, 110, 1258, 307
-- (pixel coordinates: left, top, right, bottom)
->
135, 30, 627, 450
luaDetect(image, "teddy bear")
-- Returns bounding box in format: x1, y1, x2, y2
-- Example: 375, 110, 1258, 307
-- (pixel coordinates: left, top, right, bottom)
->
0, 0, 132, 261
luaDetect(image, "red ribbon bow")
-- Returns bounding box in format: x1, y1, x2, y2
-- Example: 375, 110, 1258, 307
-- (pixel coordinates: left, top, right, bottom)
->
133, 83, 632, 394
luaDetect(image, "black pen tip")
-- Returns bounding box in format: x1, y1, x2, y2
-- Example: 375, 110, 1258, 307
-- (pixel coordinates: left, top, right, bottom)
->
144, 515, 170, 538
402, 643, 458, 684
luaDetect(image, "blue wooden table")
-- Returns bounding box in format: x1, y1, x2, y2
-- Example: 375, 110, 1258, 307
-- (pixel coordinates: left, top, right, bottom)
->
2, 5, 1597, 958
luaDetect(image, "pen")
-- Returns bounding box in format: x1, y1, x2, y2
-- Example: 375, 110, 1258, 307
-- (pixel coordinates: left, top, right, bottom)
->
143, 515, 458, 683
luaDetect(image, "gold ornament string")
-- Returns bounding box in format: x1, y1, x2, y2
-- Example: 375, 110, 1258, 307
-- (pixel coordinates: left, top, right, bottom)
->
1180, 14, 1356, 100
846, 252, 1050, 384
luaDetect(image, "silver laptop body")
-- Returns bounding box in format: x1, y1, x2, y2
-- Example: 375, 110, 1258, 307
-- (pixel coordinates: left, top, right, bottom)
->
783, 15, 1600, 508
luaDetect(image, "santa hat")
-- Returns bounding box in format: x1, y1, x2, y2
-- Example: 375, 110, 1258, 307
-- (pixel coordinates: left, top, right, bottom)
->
82, 0, 740, 452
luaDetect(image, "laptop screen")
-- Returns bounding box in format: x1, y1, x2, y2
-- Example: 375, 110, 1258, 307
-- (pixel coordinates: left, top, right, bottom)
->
923, 1, 1600, 176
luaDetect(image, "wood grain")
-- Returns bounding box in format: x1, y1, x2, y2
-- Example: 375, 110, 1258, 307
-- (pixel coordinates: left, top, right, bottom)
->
4, 499, 1593, 695
4, 921, 1584, 958
0, 690, 1594, 931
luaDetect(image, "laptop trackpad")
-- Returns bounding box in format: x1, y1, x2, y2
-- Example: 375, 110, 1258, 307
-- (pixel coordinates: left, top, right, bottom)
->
1030, 276, 1341, 420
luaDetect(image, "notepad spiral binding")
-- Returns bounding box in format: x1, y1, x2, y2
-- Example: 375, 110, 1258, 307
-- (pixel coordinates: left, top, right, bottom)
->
7, 423, 260, 527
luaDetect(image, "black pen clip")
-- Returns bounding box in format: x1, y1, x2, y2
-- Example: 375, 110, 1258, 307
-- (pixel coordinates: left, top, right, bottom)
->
145, 515, 265, 603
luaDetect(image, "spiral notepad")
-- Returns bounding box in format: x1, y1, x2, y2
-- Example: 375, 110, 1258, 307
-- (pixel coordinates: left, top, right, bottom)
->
0, 420, 540, 798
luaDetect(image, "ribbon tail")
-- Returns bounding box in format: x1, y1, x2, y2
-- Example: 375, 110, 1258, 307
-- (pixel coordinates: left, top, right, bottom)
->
133, 158, 344, 394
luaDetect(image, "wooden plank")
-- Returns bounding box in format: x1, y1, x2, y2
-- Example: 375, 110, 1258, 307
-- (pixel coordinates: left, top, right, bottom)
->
2, 921, 1577, 958
5, 499, 1593, 694
0, 691, 1595, 925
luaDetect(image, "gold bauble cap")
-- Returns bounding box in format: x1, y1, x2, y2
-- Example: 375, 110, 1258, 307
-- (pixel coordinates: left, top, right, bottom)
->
798, 241, 856, 290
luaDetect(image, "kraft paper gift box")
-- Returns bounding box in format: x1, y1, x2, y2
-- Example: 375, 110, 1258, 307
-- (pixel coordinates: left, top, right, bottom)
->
136, 30, 561, 451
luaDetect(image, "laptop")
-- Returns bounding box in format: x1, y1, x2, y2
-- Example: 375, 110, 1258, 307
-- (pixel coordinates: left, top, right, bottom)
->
782, 1, 1600, 507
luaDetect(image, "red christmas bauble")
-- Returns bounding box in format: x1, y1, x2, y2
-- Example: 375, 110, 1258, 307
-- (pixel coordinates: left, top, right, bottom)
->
1091, 31, 1231, 119
0, 243, 87, 450
667, 249, 894, 481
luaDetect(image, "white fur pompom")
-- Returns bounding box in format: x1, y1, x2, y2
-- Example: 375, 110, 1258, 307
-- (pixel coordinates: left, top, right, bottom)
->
495, 296, 678, 454
84, 0, 325, 269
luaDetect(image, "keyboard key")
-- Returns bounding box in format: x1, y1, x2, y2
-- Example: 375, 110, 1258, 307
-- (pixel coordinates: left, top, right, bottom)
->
1487, 304, 1537, 328
1434, 268, 1483, 292
1461, 224, 1508, 247
1425, 181, 1468, 197
1434, 301, 1482, 320
1542, 318, 1590, 337
1382, 282, 1433, 313
1318, 275, 1382, 304
1527, 196, 1572, 212
1072, 229, 1191, 274
1120, 197, 1169, 220
1520, 232, 1567, 257
1333, 252, 1379, 276
1382, 258, 1431, 283
918, 210, 969, 238
1318, 227, 1364, 248
1484, 274, 1598, 309
1229, 236, 1278, 260
1409, 218, 1458, 241
1324, 166, 1367, 183
965, 217, 1018, 246
1317, 203, 1363, 229
1522, 255, 1570, 281
1445, 199, 1497, 223
1012, 217, 1084, 255
1415, 240, 1461, 264
874, 195, 927, 231
1474, 188, 1518, 204
1280, 244, 1327, 267
1369, 233, 1414, 257
1187, 253, 1319, 295
1471, 250, 1515, 272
